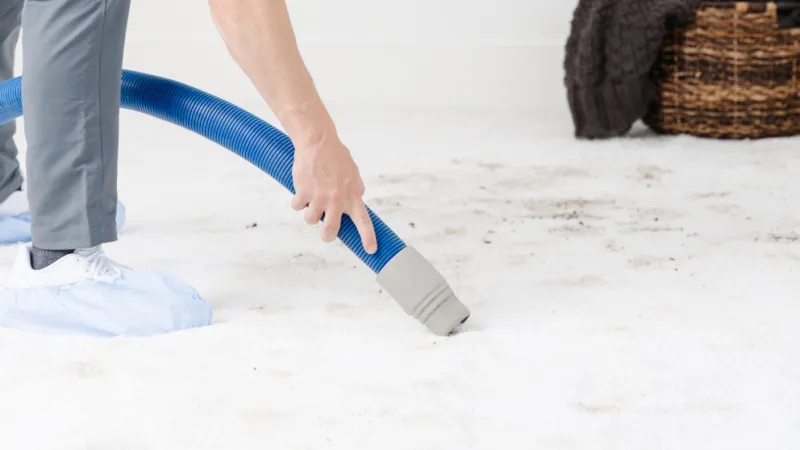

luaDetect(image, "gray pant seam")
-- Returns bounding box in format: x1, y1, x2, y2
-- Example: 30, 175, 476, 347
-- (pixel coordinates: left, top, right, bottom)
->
95, 0, 108, 236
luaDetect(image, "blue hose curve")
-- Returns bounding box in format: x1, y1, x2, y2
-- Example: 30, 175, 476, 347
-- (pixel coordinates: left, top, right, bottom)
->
0, 70, 406, 273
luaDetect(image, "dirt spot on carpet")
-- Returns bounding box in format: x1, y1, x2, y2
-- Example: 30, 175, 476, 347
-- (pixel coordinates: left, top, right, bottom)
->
621, 225, 685, 234
524, 198, 615, 222
629, 255, 678, 269
548, 223, 604, 236
768, 231, 799, 244
694, 191, 731, 199
633, 165, 671, 184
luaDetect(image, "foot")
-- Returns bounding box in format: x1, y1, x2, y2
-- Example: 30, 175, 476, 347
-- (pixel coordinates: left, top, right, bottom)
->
6, 245, 124, 289
0, 183, 126, 245
0, 245, 213, 336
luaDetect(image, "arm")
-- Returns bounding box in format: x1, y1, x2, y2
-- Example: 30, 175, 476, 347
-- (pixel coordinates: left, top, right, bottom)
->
208, 0, 377, 253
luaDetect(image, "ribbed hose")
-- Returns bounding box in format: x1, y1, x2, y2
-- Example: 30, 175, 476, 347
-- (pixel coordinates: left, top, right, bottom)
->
0, 70, 406, 273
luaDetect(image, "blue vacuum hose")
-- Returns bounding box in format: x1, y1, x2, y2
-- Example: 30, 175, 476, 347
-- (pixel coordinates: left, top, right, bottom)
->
0, 70, 404, 273
0, 70, 470, 335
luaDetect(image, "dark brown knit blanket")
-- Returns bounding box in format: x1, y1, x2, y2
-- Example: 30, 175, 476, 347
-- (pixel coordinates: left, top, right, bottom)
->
564, 0, 699, 138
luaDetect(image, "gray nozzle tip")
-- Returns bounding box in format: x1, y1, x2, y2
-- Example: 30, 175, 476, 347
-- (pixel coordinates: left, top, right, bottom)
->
377, 246, 470, 336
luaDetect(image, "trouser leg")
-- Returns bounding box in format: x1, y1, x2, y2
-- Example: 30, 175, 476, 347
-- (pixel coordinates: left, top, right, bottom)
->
22, 0, 131, 249
0, 0, 23, 204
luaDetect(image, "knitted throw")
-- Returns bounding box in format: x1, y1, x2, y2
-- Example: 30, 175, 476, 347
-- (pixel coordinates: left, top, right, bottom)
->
564, 0, 699, 138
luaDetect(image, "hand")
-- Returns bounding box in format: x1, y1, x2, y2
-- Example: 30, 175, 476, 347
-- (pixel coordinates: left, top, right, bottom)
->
209, 0, 377, 253
290, 133, 378, 254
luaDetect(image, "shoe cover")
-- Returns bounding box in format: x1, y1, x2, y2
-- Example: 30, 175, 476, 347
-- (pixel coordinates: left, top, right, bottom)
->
0, 201, 127, 245
0, 267, 213, 337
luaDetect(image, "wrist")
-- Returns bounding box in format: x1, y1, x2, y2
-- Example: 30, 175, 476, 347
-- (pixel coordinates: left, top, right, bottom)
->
281, 104, 338, 152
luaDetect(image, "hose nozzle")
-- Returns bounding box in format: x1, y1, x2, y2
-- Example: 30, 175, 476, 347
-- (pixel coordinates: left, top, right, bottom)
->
377, 246, 470, 336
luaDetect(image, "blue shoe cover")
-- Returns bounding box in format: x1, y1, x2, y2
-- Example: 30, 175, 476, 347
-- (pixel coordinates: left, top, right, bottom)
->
0, 267, 213, 337
0, 201, 127, 246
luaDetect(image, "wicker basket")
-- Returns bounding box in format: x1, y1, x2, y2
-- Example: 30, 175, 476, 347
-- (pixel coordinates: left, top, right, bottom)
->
643, 1, 800, 139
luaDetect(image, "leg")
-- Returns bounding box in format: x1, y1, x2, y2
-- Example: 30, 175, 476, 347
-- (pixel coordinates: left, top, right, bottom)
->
22, 0, 131, 250
0, 0, 211, 337
0, 0, 23, 204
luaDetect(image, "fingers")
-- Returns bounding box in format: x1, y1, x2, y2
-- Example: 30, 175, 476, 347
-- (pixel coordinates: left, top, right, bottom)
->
291, 192, 309, 211
320, 203, 343, 243
303, 200, 325, 225
292, 184, 376, 254
349, 200, 378, 254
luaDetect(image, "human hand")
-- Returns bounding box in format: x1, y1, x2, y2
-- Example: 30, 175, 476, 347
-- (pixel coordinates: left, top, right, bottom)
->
209, 0, 378, 253
290, 133, 378, 254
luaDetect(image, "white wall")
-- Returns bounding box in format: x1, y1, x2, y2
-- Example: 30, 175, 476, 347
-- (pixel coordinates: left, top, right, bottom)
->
280, 0, 577, 111
28, 0, 581, 113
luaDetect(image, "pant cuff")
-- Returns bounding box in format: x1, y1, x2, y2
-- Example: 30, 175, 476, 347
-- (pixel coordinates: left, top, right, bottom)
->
32, 220, 118, 250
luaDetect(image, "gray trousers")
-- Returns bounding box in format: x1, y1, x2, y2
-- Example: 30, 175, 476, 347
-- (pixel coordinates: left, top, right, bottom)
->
0, 0, 130, 250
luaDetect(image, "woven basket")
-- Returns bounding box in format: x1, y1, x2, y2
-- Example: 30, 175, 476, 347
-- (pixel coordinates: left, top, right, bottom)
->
643, 1, 800, 139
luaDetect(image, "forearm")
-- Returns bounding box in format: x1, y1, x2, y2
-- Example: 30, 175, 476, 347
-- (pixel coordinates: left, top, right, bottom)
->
208, 0, 336, 148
